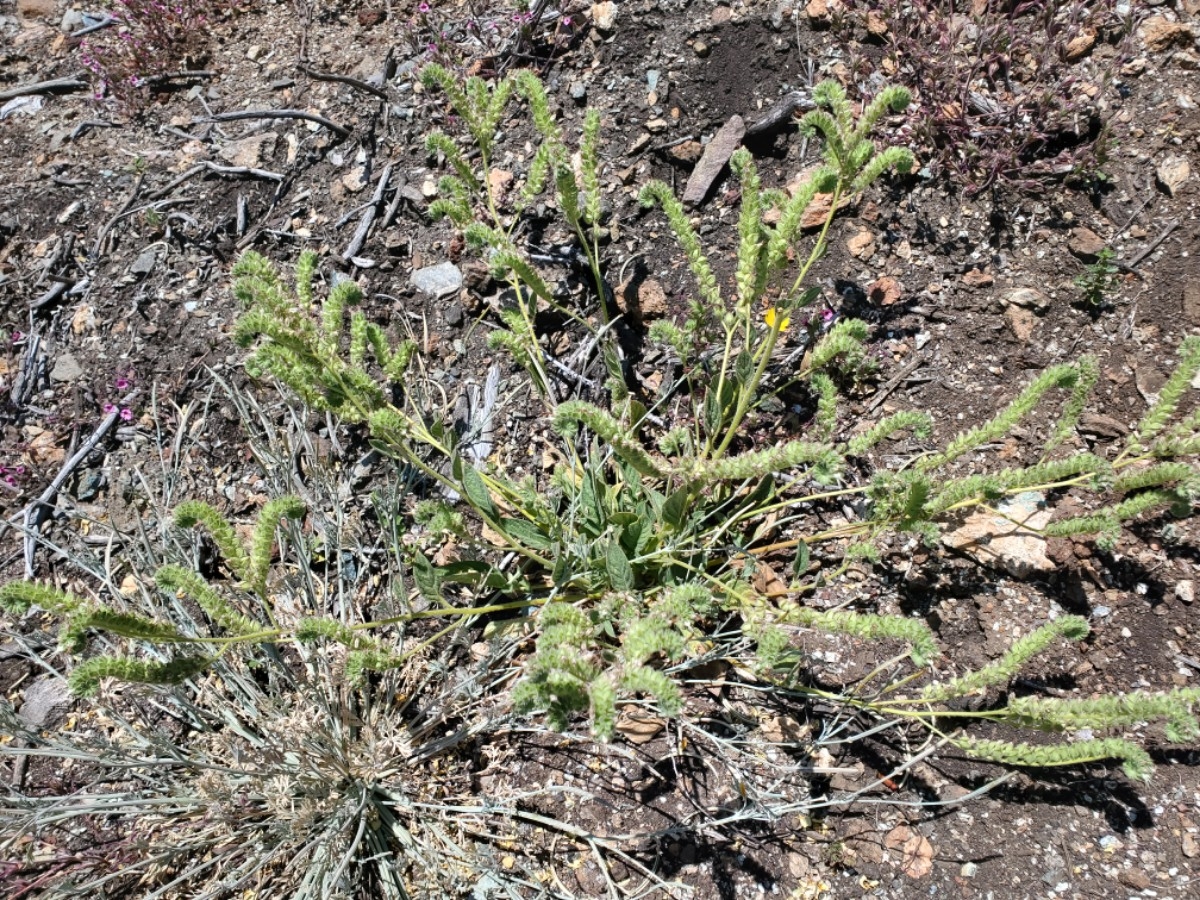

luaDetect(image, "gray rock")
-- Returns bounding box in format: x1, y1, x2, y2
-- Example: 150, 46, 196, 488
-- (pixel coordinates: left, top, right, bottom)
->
683, 115, 746, 207
19, 676, 72, 729
60, 9, 83, 32
445, 301, 464, 328
129, 247, 160, 277
411, 261, 463, 298
1176, 580, 1195, 604
1003, 287, 1051, 313
569, 81, 587, 102
50, 352, 84, 382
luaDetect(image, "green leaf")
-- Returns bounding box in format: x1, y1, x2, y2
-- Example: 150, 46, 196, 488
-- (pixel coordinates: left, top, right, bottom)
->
704, 387, 724, 435
439, 559, 492, 586
460, 465, 498, 520
792, 540, 811, 579
497, 517, 554, 551
662, 487, 690, 529
551, 552, 572, 586
613, 514, 644, 556
735, 351, 754, 386
605, 541, 635, 591
784, 285, 821, 312
411, 551, 444, 605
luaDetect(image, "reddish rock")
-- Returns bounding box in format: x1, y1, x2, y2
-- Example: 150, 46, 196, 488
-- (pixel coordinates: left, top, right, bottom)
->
1005, 305, 1037, 342
869, 276, 902, 306
666, 140, 703, 165
1139, 16, 1195, 52
1065, 29, 1096, 61
1068, 226, 1106, 259
847, 227, 875, 260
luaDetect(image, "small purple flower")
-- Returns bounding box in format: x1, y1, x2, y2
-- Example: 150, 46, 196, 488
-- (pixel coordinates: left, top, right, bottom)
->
562, 16, 572, 26
115, 375, 131, 390
418, 1, 429, 10
120, 408, 133, 422
3, 476, 15, 487
14, 466, 25, 475
821, 308, 835, 323
11, 330, 23, 342
103, 402, 117, 415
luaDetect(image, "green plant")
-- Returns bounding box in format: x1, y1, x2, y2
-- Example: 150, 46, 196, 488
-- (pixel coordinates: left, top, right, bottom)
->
9, 78, 1200, 900
218, 70, 1200, 787
1074, 246, 1122, 305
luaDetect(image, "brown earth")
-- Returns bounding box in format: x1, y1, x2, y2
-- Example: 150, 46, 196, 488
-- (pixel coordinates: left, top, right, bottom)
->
2, 0, 1199, 898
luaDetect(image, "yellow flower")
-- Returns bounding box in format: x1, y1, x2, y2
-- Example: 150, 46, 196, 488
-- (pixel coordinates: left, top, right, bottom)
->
765, 307, 790, 331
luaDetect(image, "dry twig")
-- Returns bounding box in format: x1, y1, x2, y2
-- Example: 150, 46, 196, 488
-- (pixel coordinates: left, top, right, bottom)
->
195, 108, 351, 139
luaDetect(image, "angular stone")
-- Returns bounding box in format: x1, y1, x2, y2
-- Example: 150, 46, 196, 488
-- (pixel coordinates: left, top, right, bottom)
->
411, 261, 463, 298
129, 247, 159, 276
667, 140, 703, 165
1185, 280, 1200, 326
1157, 154, 1190, 196
868, 275, 902, 306
341, 167, 368, 193
806, 0, 830, 25
1005, 305, 1037, 342
217, 133, 277, 168
1139, 16, 1195, 52
1065, 29, 1096, 61
19, 676, 72, 728
800, 191, 848, 228
1003, 287, 1051, 313
683, 115, 745, 207
591, 0, 617, 31
962, 268, 993, 288
1078, 413, 1128, 441
635, 278, 669, 320
50, 352, 83, 382
1067, 226, 1106, 259
943, 492, 1054, 578
617, 277, 670, 322
847, 227, 875, 260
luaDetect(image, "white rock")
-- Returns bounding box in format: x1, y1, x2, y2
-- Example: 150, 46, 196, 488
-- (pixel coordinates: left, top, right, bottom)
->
943, 492, 1054, 579
411, 262, 463, 298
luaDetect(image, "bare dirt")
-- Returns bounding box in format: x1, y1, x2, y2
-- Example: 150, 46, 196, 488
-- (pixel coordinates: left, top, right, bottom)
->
2, 0, 1200, 898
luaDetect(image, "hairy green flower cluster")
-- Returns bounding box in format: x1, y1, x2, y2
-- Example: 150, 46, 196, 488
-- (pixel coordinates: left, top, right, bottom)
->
1005, 690, 1200, 742
953, 735, 1153, 782
922, 617, 1089, 702
778, 606, 939, 668
233, 252, 415, 423
68, 653, 215, 698
512, 599, 688, 739
175, 497, 304, 599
